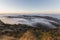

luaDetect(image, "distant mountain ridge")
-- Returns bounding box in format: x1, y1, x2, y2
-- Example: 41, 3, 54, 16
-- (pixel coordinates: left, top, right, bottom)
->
6, 15, 60, 22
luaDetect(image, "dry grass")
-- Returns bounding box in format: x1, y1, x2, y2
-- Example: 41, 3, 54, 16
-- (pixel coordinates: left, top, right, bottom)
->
19, 30, 37, 40
0, 35, 17, 40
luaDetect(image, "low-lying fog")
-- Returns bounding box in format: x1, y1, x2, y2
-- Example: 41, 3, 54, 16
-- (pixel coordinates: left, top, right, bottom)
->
0, 14, 60, 29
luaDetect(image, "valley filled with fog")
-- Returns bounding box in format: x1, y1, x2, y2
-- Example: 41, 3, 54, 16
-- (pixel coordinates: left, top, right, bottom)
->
0, 14, 60, 29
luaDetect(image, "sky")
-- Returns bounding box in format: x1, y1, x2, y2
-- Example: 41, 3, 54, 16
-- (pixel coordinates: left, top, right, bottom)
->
0, 0, 60, 14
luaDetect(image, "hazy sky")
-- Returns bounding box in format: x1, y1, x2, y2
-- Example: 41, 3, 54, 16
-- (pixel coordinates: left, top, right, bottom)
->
0, 0, 60, 14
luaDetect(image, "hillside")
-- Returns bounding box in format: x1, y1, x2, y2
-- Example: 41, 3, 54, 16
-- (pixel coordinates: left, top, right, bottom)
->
0, 19, 60, 40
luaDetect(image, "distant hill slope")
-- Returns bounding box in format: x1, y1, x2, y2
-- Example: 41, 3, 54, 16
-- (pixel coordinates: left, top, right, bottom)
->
0, 20, 5, 26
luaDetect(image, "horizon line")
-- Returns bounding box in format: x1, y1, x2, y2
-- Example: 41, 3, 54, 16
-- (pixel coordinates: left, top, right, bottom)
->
0, 13, 60, 14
